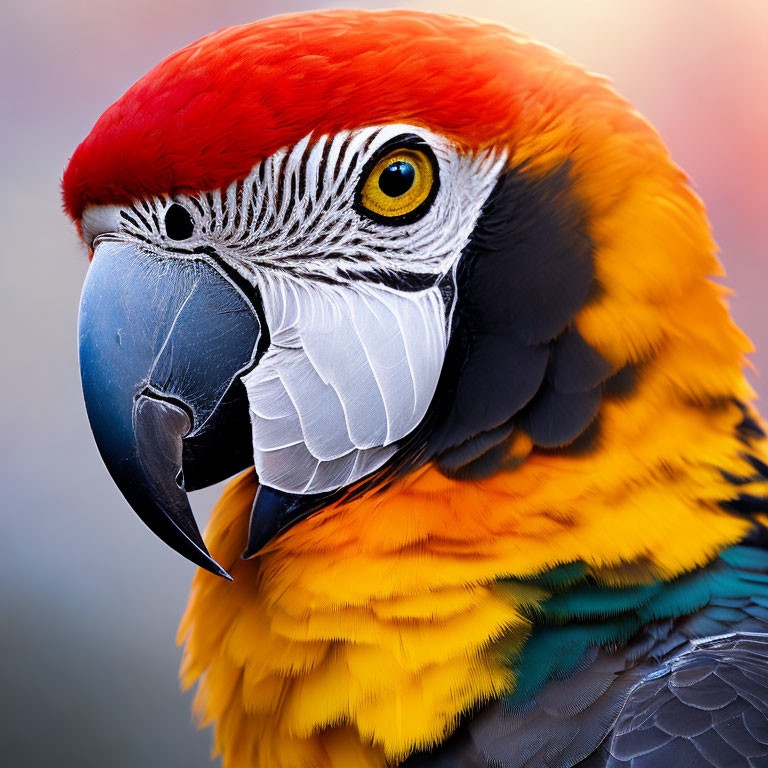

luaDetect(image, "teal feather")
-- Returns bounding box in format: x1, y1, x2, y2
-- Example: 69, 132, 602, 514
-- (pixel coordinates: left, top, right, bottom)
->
636, 573, 712, 621
541, 582, 662, 621
527, 561, 588, 590
720, 544, 768, 569
503, 543, 768, 708
504, 618, 640, 709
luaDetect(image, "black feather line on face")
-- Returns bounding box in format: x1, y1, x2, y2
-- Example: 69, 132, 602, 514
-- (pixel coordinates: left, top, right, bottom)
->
336, 268, 440, 293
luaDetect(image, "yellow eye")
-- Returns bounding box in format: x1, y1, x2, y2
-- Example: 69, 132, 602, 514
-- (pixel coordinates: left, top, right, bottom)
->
358, 147, 437, 221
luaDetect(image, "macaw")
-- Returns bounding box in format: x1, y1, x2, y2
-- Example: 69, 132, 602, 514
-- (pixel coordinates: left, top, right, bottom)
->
62, 9, 768, 768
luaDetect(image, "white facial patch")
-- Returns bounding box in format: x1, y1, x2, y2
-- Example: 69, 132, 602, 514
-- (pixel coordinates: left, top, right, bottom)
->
242, 273, 448, 493
85, 125, 506, 495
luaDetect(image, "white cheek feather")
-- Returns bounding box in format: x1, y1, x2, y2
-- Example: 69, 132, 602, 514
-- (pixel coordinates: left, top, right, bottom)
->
243, 273, 448, 494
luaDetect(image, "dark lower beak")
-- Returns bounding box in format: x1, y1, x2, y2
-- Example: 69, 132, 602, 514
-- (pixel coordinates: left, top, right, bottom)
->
78, 240, 266, 579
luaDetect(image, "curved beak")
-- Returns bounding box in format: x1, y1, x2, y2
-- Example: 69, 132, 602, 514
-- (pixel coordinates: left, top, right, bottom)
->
78, 240, 266, 579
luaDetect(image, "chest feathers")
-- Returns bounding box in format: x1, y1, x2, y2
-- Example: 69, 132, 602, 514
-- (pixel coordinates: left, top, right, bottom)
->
178, 371, 768, 767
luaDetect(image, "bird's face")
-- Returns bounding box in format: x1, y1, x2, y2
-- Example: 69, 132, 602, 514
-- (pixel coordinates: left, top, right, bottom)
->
70, 11, 719, 580
77, 123, 507, 576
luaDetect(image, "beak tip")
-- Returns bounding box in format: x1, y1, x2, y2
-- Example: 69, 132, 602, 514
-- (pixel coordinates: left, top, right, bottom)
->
194, 546, 233, 580
205, 559, 234, 581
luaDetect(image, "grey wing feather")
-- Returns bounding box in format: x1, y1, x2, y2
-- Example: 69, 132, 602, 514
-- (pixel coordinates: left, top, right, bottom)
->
591, 633, 768, 768
470, 647, 650, 768
402, 598, 768, 768
401, 642, 651, 768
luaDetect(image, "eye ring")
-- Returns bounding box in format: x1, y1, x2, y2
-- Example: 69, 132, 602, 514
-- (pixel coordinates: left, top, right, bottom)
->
355, 139, 440, 225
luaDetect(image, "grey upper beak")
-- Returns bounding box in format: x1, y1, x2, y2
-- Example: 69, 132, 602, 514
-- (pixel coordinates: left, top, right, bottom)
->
78, 240, 266, 578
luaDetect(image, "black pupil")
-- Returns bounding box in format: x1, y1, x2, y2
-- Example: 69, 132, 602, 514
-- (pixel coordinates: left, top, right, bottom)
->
165, 204, 194, 240
378, 161, 415, 198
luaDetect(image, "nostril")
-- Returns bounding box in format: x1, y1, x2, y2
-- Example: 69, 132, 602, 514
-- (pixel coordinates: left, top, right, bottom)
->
165, 203, 195, 240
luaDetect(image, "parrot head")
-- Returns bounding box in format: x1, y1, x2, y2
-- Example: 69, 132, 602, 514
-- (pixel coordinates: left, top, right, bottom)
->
63, 10, 739, 580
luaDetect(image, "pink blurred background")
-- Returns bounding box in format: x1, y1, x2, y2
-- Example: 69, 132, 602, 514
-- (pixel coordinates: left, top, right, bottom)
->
0, 1, 765, 764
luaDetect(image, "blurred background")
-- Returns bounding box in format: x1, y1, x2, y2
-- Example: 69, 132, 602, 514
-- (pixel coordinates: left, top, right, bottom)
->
0, 0, 766, 765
